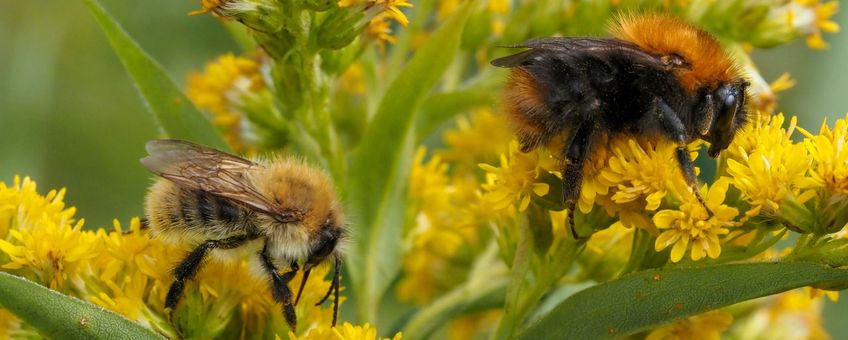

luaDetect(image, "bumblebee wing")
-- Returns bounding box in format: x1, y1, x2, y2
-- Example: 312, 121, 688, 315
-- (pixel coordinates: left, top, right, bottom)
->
491, 37, 662, 69
140, 139, 286, 217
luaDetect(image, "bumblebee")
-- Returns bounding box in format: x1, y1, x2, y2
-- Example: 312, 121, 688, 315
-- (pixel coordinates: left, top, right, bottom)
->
141, 139, 346, 331
492, 14, 749, 237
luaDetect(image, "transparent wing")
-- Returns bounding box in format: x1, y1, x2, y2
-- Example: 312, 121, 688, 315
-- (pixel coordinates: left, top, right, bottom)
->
140, 139, 285, 216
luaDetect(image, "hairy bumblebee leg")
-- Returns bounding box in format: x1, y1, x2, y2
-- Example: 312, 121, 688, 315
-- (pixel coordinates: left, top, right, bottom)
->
294, 268, 311, 306
332, 257, 341, 326
655, 98, 714, 217
561, 119, 596, 239
312, 256, 342, 326
674, 146, 713, 217
259, 243, 299, 332
166, 234, 254, 311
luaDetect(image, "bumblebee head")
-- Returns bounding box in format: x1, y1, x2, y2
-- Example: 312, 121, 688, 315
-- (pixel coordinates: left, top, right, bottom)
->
305, 224, 341, 270
294, 213, 345, 309
303, 207, 346, 271
704, 80, 749, 158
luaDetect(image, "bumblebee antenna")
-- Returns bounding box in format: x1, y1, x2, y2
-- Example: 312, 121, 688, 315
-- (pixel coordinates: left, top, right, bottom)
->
294, 268, 311, 306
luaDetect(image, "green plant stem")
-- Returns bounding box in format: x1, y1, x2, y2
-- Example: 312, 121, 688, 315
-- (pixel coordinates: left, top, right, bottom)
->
492, 221, 534, 340
403, 243, 507, 340
403, 278, 507, 340
492, 228, 581, 340
621, 228, 652, 275
302, 51, 347, 185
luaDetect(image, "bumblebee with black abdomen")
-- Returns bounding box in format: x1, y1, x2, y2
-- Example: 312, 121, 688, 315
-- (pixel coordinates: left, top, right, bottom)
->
141, 139, 346, 332
492, 14, 750, 237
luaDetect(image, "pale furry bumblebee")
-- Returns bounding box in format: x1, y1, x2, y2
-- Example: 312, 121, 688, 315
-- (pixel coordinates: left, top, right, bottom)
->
141, 139, 346, 331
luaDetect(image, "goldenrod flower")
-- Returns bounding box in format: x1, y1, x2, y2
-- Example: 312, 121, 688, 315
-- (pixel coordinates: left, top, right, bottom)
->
646, 310, 733, 340
339, 0, 414, 27
436, 0, 461, 20
190, 0, 226, 15
487, 0, 509, 36
399, 148, 489, 304
66, 219, 173, 334
448, 310, 501, 340
795, 0, 840, 49
654, 179, 739, 262
726, 114, 817, 216
0, 217, 98, 291
480, 141, 551, 212
89, 271, 153, 323
365, 13, 399, 51
294, 322, 402, 340
770, 73, 797, 93
731, 289, 830, 339
410, 147, 449, 210
440, 109, 513, 172
602, 138, 696, 211
0, 309, 22, 339
0, 176, 76, 239
187, 53, 266, 152
579, 221, 633, 281
802, 113, 848, 194
576, 137, 699, 231
725, 113, 797, 161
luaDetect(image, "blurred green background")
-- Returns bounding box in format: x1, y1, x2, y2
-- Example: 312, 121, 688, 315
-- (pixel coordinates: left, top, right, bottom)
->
1, 0, 846, 337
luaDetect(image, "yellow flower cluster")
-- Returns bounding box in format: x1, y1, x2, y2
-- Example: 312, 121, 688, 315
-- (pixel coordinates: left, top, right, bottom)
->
0, 176, 387, 339
398, 109, 512, 304
646, 310, 733, 340
730, 289, 830, 339
653, 179, 739, 262
794, 0, 841, 49
397, 147, 490, 303
479, 141, 553, 213
803, 113, 848, 194
726, 113, 817, 217
187, 53, 266, 152
293, 322, 402, 340
592, 138, 701, 231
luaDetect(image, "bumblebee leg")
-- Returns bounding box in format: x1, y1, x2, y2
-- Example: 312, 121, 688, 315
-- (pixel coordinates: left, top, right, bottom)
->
654, 98, 714, 217
166, 234, 255, 311
561, 119, 596, 239
259, 243, 300, 332
122, 217, 150, 235
315, 256, 342, 327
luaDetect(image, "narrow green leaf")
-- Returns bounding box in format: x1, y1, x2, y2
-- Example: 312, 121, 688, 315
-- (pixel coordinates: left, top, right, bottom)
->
519, 261, 848, 340
0, 272, 164, 339
82, 0, 230, 151
346, 0, 477, 323
415, 88, 496, 142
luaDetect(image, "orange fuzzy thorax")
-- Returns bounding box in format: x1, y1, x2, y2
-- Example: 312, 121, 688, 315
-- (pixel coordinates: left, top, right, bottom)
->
251, 157, 338, 235
610, 14, 741, 92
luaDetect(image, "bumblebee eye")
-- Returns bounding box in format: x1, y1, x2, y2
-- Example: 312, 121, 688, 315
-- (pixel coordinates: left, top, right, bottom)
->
723, 93, 737, 111
310, 229, 338, 259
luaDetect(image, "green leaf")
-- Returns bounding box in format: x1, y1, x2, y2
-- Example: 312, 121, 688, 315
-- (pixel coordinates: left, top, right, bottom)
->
82, 0, 230, 151
0, 272, 164, 339
345, 0, 477, 324
519, 261, 848, 340
415, 88, 496, 142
